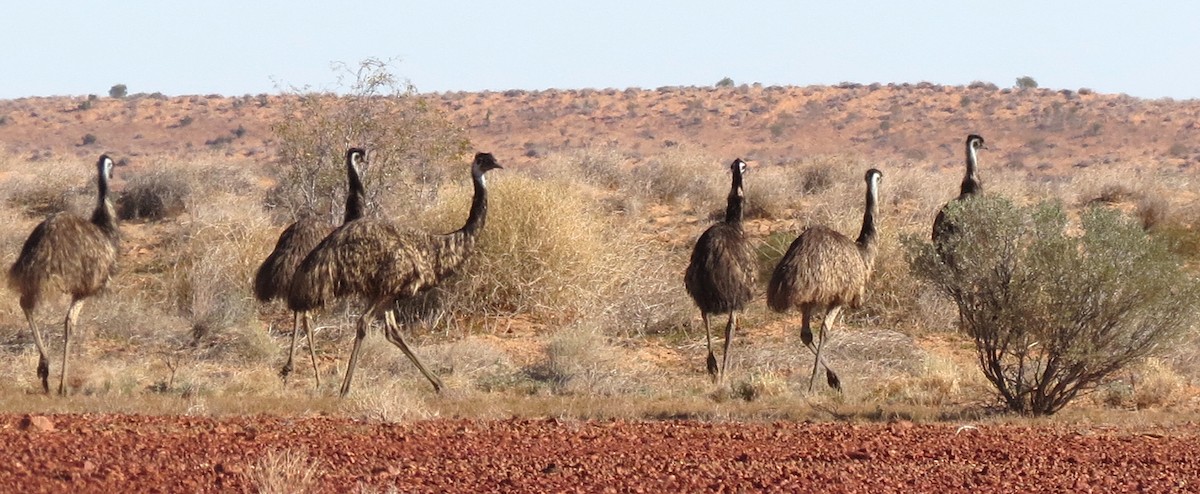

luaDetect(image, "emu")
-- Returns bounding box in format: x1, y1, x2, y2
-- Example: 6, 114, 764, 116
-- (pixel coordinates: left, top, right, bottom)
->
288, 152, 502, 397
932, 134, 986, 252
9, 155, 119, 395
254, 148, 367, 387
684, 158, 756, 383
767, 168, 883, 392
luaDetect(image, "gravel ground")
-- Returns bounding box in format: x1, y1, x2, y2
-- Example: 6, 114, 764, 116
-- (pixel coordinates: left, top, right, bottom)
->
1, 414, 1197, 493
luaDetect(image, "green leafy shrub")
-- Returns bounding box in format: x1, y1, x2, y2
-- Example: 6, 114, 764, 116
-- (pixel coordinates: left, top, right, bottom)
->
907, 196, 1200, 415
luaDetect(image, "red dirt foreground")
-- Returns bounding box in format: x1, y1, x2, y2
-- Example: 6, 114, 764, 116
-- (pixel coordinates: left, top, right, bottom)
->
1, 413, 1198, 493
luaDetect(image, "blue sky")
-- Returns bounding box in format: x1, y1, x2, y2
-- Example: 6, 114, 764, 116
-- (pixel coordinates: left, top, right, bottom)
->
3, 1, 1197, 99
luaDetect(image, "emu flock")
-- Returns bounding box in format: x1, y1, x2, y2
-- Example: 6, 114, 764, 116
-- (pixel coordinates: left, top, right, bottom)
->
7, 135, 986, 396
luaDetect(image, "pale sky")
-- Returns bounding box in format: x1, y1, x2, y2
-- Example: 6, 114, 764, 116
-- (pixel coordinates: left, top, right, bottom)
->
3, 1, 1198, 100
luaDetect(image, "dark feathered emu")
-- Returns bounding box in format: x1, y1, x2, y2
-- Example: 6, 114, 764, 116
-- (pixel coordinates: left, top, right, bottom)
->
8, 155, 119, 395
254, 147, 367, 388
288, 152, 503, 397
932, 134, 986, 260
767, 168, 883, 392
684, 158, 756, 384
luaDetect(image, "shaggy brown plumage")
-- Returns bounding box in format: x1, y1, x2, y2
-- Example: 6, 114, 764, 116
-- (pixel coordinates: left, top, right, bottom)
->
254, 147, 367, 388
8, 155, 119, 395
932, 134, 985, 247
288, 152, 503, 396
684, 158, 756, 383
767, 168, 882, 391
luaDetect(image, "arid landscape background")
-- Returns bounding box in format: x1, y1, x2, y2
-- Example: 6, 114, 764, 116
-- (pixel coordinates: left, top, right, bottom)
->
1, 82, 1200, 491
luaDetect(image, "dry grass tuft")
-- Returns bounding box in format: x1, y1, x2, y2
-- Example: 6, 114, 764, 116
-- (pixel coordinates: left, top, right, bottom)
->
117, 167, 190, 221
245, 448, 323, 494
533, 324, 657, 396
630, 145, 720, 205
1132, 358, 1187, 409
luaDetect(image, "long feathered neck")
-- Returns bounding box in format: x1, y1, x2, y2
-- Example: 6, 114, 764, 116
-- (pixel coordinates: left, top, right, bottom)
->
459, 166, 489, 237
856, 173, 880, 262
431, 166, 489, 279
343, 153, 366, 223
724, 167, 744, 226
960, 141, 981, 197
90, 158, 117, 239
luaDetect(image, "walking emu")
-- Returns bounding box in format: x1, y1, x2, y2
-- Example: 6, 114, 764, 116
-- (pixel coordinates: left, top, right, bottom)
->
684, 158, 756, 383
767, 168, 882, 392
8, 154, 119, 395
932, 134, 985, 251
288, 152, 502, 396
254, 148, 367, 387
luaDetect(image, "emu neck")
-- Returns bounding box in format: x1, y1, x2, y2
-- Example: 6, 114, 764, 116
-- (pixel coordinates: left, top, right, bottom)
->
90, 169, 117, 238
724, 172, 744, 225
432, 170, 489, 279
960, 145, 981, 196
343, 163, 366, 223
459, 171, 489, 237
856, 180, 878, 262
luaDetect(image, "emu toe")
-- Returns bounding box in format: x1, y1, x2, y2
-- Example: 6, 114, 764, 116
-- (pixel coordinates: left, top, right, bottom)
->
800, 327, 814, 346
706, 353, 719, 380
827, 369, 842, 392
36, 358, 50, 394
279, 363, 293, 382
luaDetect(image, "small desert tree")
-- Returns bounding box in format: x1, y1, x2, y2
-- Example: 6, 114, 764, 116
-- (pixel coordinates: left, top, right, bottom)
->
108, 84, 128, 99
270, 58, 469, 222
1015, 76, 1038, 89
908, 196, 1200, 415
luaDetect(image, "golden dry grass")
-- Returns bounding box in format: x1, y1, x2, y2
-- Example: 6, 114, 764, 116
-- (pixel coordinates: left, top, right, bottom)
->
0, 144, 1197, 424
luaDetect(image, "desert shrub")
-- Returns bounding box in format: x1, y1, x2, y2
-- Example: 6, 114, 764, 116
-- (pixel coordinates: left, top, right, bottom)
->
539, 145, 628, 190
423, 175, 675, 329
108, 84, 127, 99
741, 165, 799, 220
117, 167, 190, 221
630, 145, 719, 205
269, 58, 469, 222
908, 196, 1200, 415
1015, 76, 1038, 89
166, 195, 276, 361
1131, 358, 1186, 409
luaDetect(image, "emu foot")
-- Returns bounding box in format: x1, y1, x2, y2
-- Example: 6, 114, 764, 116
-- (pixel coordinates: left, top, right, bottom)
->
706, 353, 719, 381
36, 358, 49, 394
826, 369, 842, 392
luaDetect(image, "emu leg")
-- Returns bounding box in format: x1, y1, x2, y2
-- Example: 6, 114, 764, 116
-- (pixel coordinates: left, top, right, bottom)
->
799, 307, 841, 391
802, 309, 820, 391
22, 306, 50, 394
281, 311, 301, 383
382, 310, 444, 393
817, 306, 842, 392
702, 313, 718, 381
60, 299, 85, 396
303, 312, 321, 389
718, 311, 737, 384
340, 300, 384, 397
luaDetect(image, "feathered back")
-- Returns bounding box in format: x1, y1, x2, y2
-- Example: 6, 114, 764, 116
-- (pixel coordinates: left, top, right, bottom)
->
253, 217, 330, 302
767, 226, 869, 312
288, 152, 502, 312
767, 168, 881, 313
8, 155, 119, 309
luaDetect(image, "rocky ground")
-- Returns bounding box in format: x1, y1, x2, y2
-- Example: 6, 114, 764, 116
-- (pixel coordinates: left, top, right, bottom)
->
2, 413, 1196, 492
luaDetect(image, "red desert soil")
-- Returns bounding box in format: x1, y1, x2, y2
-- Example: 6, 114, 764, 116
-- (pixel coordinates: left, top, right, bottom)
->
1, 414, 1196, 492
